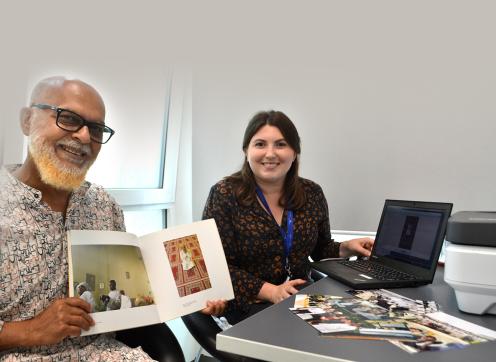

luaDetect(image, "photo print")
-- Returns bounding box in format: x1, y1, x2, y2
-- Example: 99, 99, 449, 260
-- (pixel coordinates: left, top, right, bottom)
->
164, 234, 212, 297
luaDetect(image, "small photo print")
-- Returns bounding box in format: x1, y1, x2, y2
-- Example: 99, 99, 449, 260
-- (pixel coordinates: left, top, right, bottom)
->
164, 234, 212, 297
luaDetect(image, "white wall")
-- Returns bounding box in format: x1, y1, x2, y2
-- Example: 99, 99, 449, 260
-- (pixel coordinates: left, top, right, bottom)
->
168, 73, 193, 228
0, 123, 3, 165
2, 71, 29, 166
192, 2, 496, 231
165, 73, 202, 360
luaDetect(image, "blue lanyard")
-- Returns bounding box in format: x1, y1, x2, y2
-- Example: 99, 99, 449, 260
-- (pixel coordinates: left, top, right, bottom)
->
255, 187, 294, 274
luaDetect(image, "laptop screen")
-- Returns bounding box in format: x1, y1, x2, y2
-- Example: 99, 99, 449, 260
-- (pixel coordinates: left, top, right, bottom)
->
373, 205, 445, 269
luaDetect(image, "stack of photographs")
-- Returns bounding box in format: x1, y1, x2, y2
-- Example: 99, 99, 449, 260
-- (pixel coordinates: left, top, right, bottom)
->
290, 290, 496, 354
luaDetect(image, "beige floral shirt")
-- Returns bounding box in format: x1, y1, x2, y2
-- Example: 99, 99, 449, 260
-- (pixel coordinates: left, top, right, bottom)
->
0, 166, 152, 361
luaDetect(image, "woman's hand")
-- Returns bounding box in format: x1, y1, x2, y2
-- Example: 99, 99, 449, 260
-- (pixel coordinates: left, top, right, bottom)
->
339, 237, 374, 258
257, 279, 307, 304
201, 299, 227, 316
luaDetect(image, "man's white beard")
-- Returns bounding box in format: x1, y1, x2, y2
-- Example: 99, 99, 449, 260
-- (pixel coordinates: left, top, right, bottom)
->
28, 133, 94, 191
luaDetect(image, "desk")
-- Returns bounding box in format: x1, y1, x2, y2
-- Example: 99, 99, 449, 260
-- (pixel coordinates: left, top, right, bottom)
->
217, 268, 496, 361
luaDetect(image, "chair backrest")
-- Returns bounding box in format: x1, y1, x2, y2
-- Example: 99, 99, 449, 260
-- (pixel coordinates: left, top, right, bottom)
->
116, 323, 185, 362
181, 312, 260, 362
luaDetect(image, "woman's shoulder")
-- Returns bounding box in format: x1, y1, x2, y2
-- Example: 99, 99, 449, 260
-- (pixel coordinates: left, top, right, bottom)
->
299, 177, 324, 194
297, 178, 327, 210
209, 177, 238, 199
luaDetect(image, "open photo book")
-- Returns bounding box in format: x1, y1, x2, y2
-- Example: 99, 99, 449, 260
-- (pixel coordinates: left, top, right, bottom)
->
68, 219, 234, 336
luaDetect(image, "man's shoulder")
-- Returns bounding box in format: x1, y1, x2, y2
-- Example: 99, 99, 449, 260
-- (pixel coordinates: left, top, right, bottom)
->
77, 182, 124, 224
0, 165, 33, 213
0, 167, 11, 190
0, 165, 19, 185
83, 182, 119, 205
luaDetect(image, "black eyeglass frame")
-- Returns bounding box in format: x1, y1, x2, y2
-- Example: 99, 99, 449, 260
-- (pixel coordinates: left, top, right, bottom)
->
30, 103, 115, 144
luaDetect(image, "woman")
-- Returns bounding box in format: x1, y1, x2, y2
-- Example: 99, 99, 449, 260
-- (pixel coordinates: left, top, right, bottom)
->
203, 110, 374, 324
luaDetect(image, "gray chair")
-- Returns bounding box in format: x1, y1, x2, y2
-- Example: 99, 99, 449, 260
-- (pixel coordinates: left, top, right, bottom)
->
181, 312, 261, 362
116, 323, 185, 362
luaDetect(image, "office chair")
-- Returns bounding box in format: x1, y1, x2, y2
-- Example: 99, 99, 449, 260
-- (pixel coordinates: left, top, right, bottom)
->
116, 323, 185, 362
181, 312, 261, 362
310, 267, 326, 282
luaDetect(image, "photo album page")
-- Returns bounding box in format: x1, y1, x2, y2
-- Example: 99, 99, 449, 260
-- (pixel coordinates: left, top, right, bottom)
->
68, 219, 234, 336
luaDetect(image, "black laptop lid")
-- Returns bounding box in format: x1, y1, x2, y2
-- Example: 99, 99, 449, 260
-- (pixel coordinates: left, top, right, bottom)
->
370, 200, 452, 279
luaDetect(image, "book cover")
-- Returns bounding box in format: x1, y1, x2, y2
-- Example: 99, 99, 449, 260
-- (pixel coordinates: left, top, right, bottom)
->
68, 219, 234, 336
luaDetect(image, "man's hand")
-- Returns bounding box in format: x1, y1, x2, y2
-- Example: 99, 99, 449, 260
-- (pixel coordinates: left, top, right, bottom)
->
339, 237, 375, 258
25, 297, 94, 346
0, 298, 94, 350
258, 279, 307, 304
201, 299, 227, 316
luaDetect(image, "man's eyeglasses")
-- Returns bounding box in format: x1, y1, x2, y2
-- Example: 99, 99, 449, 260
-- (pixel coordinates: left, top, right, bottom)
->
30, 103, 115, 144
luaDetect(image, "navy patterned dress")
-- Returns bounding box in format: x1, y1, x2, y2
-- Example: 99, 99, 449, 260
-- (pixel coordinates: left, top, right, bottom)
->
203, 177, 340, 320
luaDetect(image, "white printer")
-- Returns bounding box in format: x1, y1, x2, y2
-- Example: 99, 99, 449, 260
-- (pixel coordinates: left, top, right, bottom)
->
444, 211, 496, 315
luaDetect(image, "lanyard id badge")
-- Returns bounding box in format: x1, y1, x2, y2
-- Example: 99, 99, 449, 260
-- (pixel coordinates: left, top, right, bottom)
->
256, 187, 294, 278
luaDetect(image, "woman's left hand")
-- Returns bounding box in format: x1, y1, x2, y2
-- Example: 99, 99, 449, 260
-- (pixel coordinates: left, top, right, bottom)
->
201, 299, 227, 316
339, 237, 374, 258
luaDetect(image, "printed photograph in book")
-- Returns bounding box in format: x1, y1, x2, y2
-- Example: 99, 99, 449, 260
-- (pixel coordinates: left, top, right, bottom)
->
71, 244, 155, 313
164, 234, 212, 297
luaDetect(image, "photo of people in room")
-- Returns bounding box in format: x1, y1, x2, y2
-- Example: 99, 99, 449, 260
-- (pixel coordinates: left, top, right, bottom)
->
71, 244, 155, 312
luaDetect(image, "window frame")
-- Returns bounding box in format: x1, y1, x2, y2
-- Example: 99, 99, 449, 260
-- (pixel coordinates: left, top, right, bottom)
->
107, 72, 188, 219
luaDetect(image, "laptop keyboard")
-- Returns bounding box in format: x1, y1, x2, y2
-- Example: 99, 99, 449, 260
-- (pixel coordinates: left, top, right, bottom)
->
339, 259, 416, 281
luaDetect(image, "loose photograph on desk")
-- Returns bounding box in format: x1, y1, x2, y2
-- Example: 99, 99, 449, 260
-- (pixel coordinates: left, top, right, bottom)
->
347, 289, 440, 319
291, 294, 496, 353
389, 315, 493, 353
290, 295, 416, 341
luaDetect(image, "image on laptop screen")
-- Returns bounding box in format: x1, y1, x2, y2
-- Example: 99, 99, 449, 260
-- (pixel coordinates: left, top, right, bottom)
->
373, 205, 444, 269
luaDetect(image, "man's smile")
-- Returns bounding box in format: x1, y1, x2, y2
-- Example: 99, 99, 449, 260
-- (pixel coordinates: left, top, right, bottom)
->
59, 144, 87, 157
55, 140, 93, 166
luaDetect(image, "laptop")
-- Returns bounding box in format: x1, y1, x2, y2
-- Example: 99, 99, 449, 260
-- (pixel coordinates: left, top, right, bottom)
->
312, 199, 453, 289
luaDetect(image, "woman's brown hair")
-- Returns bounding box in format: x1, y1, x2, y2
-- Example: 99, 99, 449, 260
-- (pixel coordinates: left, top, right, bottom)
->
226, 110, 306, 209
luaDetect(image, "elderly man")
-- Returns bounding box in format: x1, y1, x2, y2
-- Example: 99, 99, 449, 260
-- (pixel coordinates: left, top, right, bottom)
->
0, 76, 153, 360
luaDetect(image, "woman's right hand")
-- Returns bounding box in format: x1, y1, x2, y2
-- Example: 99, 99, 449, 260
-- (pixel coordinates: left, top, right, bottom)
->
258, 279, 307, 304
201, 299, 227, 316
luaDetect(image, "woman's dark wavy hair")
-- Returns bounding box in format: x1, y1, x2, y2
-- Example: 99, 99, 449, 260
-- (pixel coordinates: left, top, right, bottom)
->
226, 110, 306, 209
